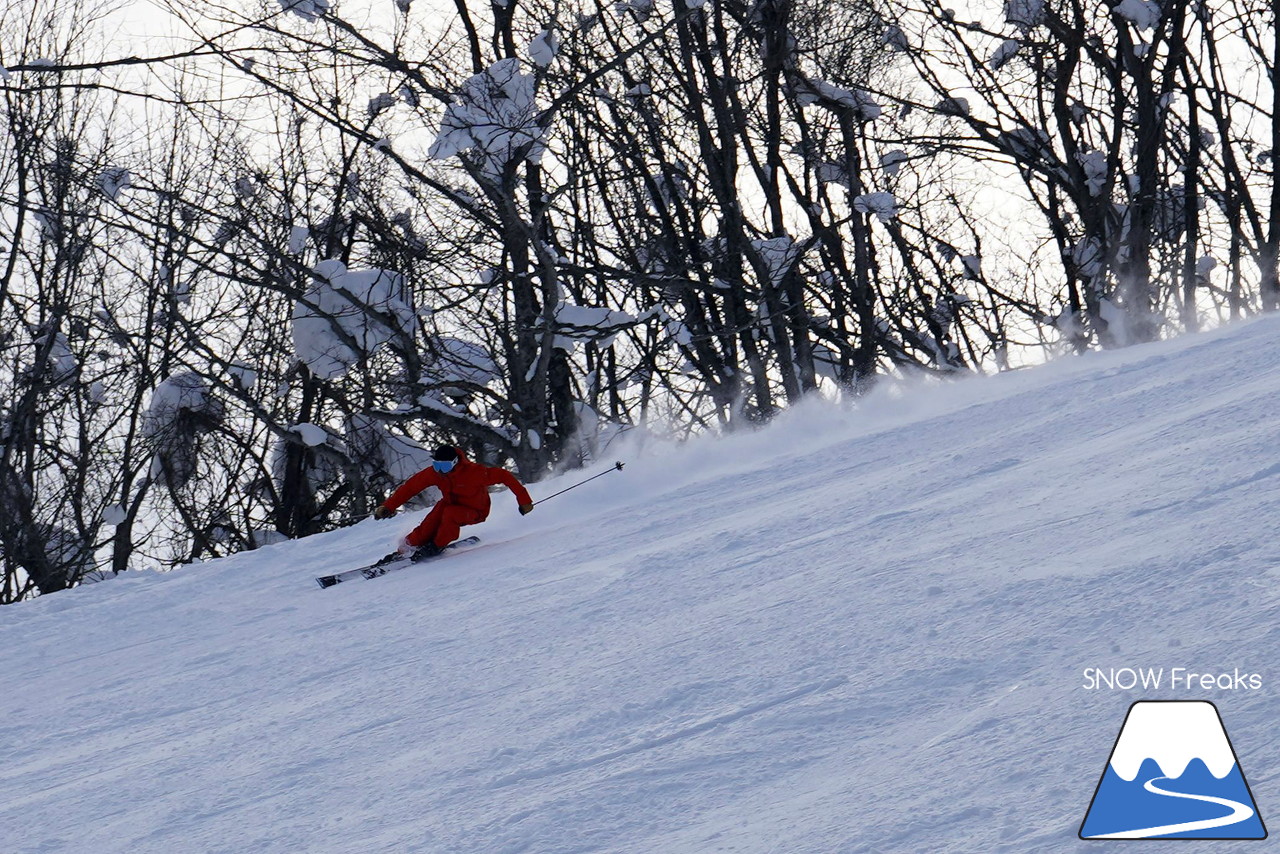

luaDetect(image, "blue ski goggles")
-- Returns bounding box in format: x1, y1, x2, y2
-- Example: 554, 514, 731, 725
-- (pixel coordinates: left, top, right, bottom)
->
432, 459, 456, 473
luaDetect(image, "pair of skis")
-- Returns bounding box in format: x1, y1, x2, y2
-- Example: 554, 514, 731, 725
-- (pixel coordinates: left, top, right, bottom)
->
315, 536, 480, 589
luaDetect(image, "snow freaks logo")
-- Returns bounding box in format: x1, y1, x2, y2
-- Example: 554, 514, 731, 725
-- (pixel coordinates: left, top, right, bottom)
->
1079, 701, 1267, 840
1082, 667, 1262, 691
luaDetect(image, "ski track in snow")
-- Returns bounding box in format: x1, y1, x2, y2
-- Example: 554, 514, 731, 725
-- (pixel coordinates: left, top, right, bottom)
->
1087, 776, 1255, 839
5, 317, 1280, 852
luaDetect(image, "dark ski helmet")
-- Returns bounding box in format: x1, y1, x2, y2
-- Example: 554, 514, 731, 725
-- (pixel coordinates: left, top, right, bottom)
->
432, 445, 459, 462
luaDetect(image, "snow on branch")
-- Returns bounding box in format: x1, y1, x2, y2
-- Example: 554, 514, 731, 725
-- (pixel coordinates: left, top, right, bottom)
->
427, 337, 499, 395
143, 373, 226, 488
97, 168, 132, 201
853, 192, 900, 222
1113, 0, 1162, 31
278, 0, 330, 21
1004, 0, 1044, 30
989, 40, 1021, 70
794, 79, 881, 121
550, 304, 638, 351
291, 260, 415, 379
750, 237, 804, 285
528, 30, 560, 68
428, 59, 548, 184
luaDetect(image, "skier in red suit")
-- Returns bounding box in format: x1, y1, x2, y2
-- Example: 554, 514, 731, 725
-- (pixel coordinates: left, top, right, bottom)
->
373, 445, 534, 560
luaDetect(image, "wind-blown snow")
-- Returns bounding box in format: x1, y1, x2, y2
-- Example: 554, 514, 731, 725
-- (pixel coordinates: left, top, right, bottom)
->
6, 317, 1280, 852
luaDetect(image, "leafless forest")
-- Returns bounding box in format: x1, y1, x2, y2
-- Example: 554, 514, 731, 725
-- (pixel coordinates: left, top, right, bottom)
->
2, 0, 1277, 598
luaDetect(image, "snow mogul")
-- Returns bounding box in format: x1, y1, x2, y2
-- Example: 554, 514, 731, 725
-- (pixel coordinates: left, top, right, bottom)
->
372, 445, 533, 560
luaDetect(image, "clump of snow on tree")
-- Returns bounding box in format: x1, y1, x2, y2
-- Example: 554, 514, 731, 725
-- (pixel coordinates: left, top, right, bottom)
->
428, 337, 499, 395
1078, 150, 1108, 196
615, 0, 655, 23
989, 40, 1020, 70
33, 331, 77, 384
143, 373, 226, 488
368, 93, 397, 117
552, 304, 637, 351
1004, 0, 1044, 30
880, 150, 908, 176
528, 30, 560, 67
1071, 237, 1104, 279
795, 79, 881, 121
997, 126, 1052, 161
228, 364, 257, 390
398, 85, 419, 108
1114, 0, 1162, 31
751, 237, 804, 285
279, 0, 330, 21
269, 433, 342, 498
292, 423, 330, 447
853, 192, 900, 222
428, 58, 548, 183
815, 161, 846, 186
287, 225, 309, 254
97, 168, 132, 201
291, 260, 414, 379
882, 26, 909, 51
345, 414, 433, 488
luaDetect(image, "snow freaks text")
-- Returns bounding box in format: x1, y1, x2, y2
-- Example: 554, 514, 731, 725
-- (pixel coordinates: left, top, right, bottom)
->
1082, 668, 1264, 691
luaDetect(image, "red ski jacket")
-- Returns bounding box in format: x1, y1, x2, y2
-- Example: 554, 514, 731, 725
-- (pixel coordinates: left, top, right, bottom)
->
382, 450, 532, 520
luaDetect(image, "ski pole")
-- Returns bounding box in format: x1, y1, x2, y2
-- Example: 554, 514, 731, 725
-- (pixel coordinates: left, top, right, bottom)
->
533, 461, 625, 506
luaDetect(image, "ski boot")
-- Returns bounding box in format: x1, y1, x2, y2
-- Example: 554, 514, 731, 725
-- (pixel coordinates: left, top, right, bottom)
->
411, 542, 443, 562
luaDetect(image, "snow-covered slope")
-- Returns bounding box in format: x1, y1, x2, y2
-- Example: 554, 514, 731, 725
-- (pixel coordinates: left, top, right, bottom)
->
5, 318, 1280, 853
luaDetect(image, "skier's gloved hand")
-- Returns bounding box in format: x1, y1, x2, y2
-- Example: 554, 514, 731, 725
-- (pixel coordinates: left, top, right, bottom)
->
373, 505, 396, 520
519, 503, 534, 516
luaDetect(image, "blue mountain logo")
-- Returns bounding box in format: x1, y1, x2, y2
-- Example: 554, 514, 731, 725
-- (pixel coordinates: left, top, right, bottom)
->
1080, 701, 1266, 840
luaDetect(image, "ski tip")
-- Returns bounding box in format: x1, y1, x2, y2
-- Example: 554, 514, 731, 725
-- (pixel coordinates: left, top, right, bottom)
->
316, 575, 340, 589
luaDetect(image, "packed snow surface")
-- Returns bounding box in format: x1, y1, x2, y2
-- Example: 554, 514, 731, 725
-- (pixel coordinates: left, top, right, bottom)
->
6, 317, 1280, 852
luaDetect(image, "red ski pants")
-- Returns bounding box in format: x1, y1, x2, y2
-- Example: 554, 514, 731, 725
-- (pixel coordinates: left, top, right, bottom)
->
406, 503, 485, 549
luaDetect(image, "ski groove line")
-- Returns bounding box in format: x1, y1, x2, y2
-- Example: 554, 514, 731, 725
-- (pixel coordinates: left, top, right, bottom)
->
1086, 776, 1255, 839
491, 676, 847, 788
